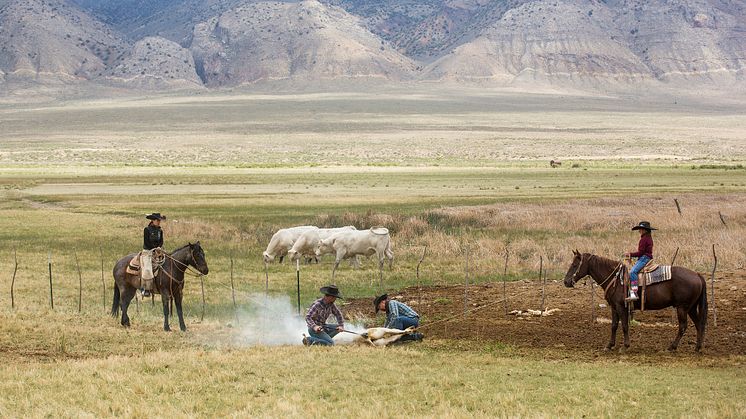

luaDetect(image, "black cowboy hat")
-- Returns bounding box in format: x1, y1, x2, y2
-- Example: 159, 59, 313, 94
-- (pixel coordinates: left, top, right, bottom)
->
146, 213, 167, 221
632, 221, 656, 231
320, 285, 343, 299
374, 294, 388, 312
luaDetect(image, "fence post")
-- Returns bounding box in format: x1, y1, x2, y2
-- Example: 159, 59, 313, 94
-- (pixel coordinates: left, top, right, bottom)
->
48, 251, 54, 310
10, 248, 18, 309
711, 244, 718, 327
74, 249, 83, 313
670, 247, 679, 266
100, 246, 106, 311
539, 256, 545, 313
541, 260, 547, 314
590, 278, 596, 323
417, 245, 427, 305
674, 198, 682, 215
231, 252, 238, 325
718, 211, 727, 227
296, 259, 301, 316
503, 245, 509, 316
200, 275, 206, 322
464, 245, 469, 318
264, 262, 269, 295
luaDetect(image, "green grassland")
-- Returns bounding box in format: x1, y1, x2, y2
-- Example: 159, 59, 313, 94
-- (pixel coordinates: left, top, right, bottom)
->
1, 90, 745, 416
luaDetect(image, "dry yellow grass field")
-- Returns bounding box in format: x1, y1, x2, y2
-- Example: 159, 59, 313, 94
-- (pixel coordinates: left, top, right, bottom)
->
0, 89, 745, 417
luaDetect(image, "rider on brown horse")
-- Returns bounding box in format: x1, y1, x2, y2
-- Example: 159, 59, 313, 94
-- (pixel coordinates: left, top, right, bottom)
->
141, 213, 166, 297
625, 221, 655, 302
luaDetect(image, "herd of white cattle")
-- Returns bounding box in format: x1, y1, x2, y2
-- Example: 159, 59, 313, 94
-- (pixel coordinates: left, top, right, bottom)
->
262, 225, 394, 278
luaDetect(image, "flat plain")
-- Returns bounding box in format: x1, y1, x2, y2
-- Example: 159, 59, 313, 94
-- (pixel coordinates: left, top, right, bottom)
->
0, 88, 745, 417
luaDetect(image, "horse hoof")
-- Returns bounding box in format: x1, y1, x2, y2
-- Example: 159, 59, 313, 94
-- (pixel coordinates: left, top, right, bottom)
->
618, 347, 627, 354
667, 345, 677, 352
164, 327, 171, 332
180, 327, 187, 332
604, 346, 613, 352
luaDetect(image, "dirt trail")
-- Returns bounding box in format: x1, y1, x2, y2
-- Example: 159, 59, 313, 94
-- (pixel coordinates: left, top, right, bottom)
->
346, 272, 746, 357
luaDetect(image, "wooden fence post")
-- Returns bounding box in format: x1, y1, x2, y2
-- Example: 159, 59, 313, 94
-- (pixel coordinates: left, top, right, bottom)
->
541, 260, 547, 314
200, 275, 206, 322
539, 256, 545, 313
503, 245, 509, 316
264, 262, 269, 295
464, 245, 469, 318
10, 248, 18, 309
674, 198, 682, 215
590, 278, 596, 323
231, 253, 238, 325
48, 251, 54, 310
74, 249, 83, 313
296, 259, 301, 316
100, 246, 106, 311
670, 247, 679, 266
718, 211, 727, 227
711, 244, 718, 327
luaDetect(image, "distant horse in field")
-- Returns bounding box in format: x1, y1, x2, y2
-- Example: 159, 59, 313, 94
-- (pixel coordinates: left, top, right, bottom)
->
112, 242, 209, 331
563, 250, 707, 352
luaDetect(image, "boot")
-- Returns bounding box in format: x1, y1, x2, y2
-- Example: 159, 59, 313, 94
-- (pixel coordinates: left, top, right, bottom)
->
626, 287, 639, 302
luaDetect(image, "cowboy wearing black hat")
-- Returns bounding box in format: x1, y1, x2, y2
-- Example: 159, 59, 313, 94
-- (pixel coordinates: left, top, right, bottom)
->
625, 221, 656, 302
140, 213, 166, 297
303, 285, 345, 346
374, 294, 423, 342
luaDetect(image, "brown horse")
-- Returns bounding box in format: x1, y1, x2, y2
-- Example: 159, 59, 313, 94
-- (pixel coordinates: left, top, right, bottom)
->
563, 250, 707, 352
111, 242, 209, 331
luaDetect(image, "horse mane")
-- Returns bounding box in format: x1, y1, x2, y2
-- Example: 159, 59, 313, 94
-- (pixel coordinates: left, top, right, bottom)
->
585, 253, 621, 269
170, 243, 193, 254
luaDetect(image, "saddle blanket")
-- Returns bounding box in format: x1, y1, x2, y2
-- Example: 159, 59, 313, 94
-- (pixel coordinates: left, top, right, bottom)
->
126, 251, 160, 277
640, 265, 672, 286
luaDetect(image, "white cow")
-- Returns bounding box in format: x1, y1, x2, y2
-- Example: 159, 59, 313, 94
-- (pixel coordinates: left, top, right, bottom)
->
315, 227, 393, 279
262, 226, 318, 264
287, 226, 357, 262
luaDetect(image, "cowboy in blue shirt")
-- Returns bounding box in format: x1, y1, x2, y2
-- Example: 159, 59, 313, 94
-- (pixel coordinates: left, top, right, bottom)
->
374, 294, 424, 342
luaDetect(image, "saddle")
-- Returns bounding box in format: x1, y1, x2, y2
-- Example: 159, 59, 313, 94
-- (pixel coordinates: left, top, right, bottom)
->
624, 258, 673, 311
126, 250, 163, 278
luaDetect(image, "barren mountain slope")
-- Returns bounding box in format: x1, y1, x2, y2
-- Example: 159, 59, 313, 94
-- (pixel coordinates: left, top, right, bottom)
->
104, 36, 202, 89
190, 0, 417, 86
0, 0, 128, 83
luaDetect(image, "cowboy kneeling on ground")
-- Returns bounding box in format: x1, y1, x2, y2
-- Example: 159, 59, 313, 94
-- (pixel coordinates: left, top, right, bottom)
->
303, 285, 345, 346
374, 294, 424, 343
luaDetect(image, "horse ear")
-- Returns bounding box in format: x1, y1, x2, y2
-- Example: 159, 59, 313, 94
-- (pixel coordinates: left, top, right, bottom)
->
188, 242, 193, 247
572, 249, 578, 256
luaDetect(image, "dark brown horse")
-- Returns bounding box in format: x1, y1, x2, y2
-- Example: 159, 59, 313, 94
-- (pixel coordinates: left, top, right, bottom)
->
563, 251, 707, 352
111, 242, 209, 331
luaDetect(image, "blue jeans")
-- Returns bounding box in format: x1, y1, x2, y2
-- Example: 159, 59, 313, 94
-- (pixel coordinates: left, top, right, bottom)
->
389, 316, 419, 330
307, 324, 340, 346
630, 255, 651, 288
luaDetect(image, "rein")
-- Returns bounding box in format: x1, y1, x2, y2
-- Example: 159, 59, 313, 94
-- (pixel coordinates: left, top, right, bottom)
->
574, 254, 622, 298
163, 248, 204, 279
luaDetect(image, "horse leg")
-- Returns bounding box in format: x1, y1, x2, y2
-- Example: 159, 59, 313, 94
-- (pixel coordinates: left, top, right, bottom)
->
669, 306, 688, 351
175, 290, 186, 332
161, 291, 171, 332
688, 306, 703, 352
620, 306, 630, 350
119, 286, 136, 327
607, 309, 619, 351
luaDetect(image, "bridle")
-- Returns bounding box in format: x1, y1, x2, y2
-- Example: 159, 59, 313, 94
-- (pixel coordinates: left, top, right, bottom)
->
570, 253, 621, 296
162, 245, 206, 284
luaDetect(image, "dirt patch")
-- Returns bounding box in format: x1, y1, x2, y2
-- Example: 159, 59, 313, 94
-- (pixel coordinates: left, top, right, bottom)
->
345, 272, 746, 357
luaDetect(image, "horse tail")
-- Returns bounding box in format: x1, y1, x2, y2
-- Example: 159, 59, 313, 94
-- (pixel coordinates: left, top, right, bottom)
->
111, 284, 120, 317
697, 273, 708, 332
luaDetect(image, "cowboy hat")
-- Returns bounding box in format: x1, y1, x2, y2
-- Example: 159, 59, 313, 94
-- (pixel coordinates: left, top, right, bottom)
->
146, 213, 167, 221
631, 221, 656, 231
320, 285, 343, 299
374, 294, 388, 312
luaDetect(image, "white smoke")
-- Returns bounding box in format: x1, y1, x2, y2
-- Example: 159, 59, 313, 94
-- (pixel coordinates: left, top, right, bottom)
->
235, 294, 367, 346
